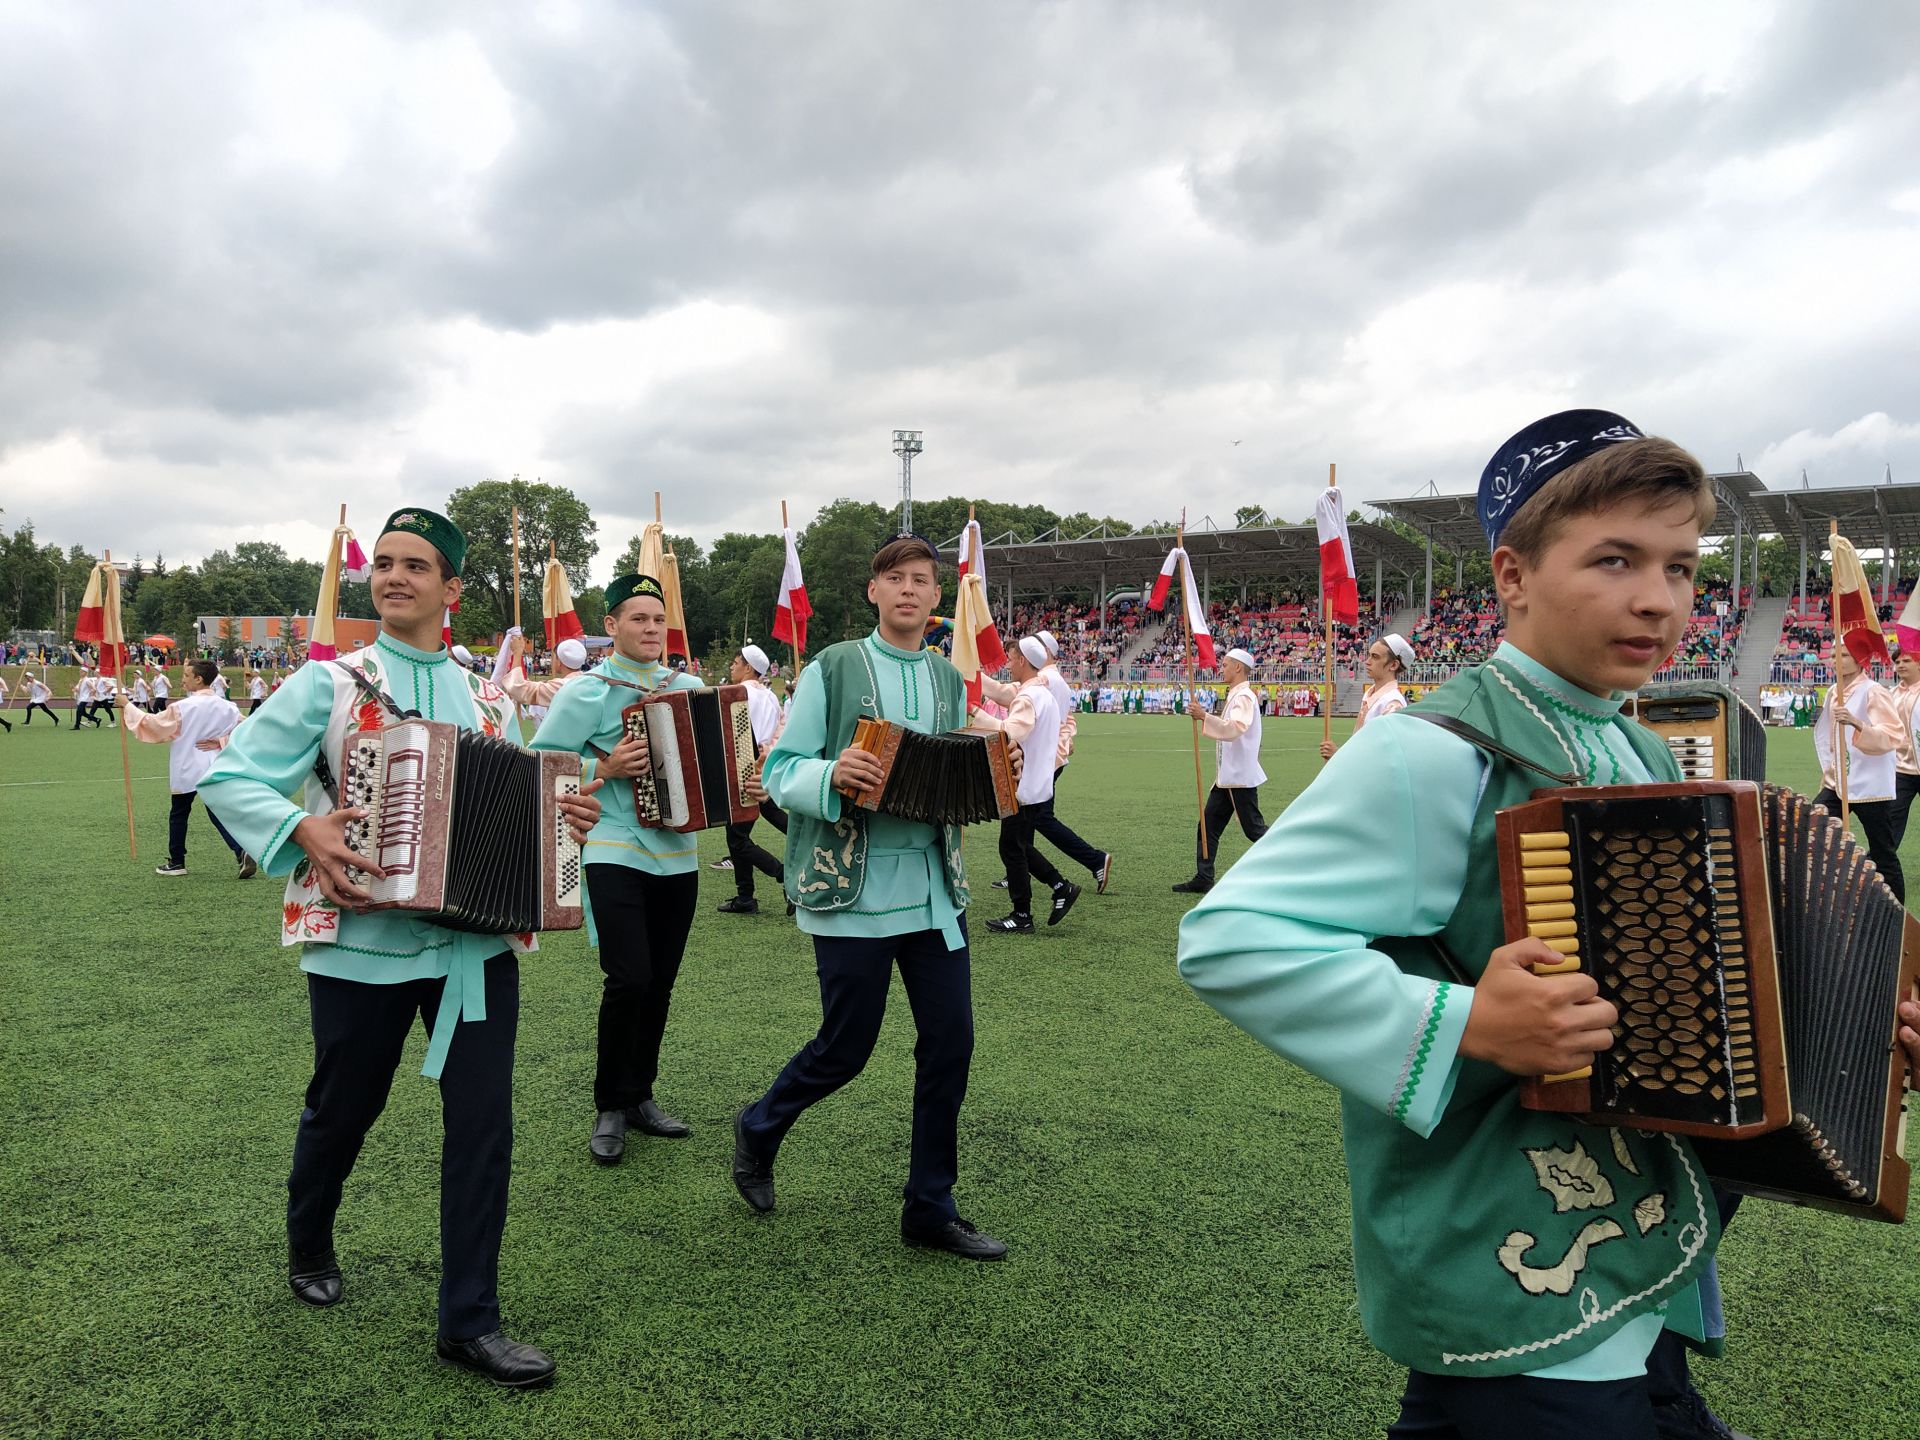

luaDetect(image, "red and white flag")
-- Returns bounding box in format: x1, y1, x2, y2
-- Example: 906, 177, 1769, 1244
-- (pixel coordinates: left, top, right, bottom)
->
771, 525, 812, 654
1315, 486, 1360, 626
74, 559, 128, 677
1830, 530, 1890, 668
957, 517, 987, 581
1147, 547, 1217, 669
342, 534, 371, 584
1893, 588, 1920, 656
951, 518, 1004, 672
542, 554, 584, 648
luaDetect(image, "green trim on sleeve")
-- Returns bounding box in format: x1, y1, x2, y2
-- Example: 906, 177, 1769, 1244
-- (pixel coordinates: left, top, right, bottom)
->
1391, 981, 1452, 1122
260, 810, 303, 870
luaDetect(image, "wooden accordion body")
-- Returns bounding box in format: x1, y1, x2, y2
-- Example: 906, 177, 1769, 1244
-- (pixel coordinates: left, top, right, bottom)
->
340, 718, 584, 934
838, 717, 1018, 825
620, 684, 759, 833
1634, 681, 1768, 782
1498, 779, 1919, 1221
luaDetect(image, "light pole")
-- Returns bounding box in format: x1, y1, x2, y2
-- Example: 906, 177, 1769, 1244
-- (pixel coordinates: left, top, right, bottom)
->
892, 429, 923, 534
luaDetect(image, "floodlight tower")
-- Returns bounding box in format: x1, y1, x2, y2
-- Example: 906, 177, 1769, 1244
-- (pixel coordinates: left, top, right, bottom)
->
892, 429, 923, 534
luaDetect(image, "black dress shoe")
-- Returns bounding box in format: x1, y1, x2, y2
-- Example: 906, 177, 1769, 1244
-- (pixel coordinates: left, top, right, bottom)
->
901, 1217, 1008, 1261
288, 1243, 343, 1307
626, 1098, 691, 1137
589, 1109, 626, 1165
436, 1330, 556, 1389
716, 895, 759, 915
731, 1108, 775, 1213
984, 912, 1034, 933
1048, 881, 1081, 926
1652, 1388, 1752, 1440
1170, 876, 1213, 894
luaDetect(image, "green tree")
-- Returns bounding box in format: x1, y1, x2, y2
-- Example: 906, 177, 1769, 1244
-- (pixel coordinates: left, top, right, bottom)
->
1234, 504, 1268, 528
0, 522, 58, 632
445, 477, 598, 635
795, 499, 891, 648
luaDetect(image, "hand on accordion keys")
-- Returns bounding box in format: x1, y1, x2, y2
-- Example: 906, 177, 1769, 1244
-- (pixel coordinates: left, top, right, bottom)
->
1900, 998, 1920, 1081
1460, 936, 1621, 1079
595, 729, 650, 780
833, 744, 886, 796
559, 778, 603, 847
293, 807, 387, 908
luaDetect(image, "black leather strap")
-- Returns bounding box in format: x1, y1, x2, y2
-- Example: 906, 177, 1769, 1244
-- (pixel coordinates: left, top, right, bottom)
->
1405, 711, 1581, 786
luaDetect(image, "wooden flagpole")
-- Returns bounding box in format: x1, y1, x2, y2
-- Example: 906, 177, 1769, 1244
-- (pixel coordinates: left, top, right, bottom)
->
1179, 512, 1209, 859
1323, 462, 1336, 756
105, 550, 137, 859
511, 504, 522, 636
1832, 520, 1850, 827
783, 500, 799, 682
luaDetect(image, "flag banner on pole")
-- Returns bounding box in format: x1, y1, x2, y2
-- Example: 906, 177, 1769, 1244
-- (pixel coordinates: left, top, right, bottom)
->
542, 555, 584, 647
638, 521, 691, 661
957, 518, 988, 583
307, 525, 348, 660
342, 534, 371, 584
1315, 486, 1360, 626
1830, 531, 1891, 668
1894, 588, 1920, 656
442, 601, 456, 652
771, 525, 812, 653
1147, 546, 1216, 669
493, 628, 521, 690
951, 572, 1002, 709
74, 560, 127, 677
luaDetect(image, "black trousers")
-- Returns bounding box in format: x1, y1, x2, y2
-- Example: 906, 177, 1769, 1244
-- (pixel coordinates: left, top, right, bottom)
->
23, 701, 57, 724
286, 955, 518, 1342
249, 698, 265, 714
72, 702, 99, 727
168, 791, 244, 867
723, 799, 787, 898
1030, 766, 1105, 875
740, 923, 973, 1229
1814, 789, 1904, 902
149, 694, 167, 712
1195, 785, 1268, 879
1890, 771, 1919, 850
95, 698, 115, 726
584, 865, 698, 1112
998, 800, 1066, 914
1389, 1370, 1656, 1439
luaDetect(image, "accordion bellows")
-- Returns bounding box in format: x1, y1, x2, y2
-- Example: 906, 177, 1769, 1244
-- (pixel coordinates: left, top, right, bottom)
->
1497, 779, 1918, 1222
839, 718, 1018, 825
341, 718, 584, 934
621, 684, 758, 832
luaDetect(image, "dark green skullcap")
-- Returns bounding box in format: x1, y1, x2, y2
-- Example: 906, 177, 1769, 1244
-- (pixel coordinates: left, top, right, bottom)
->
605, 573, 665, 613
380, 507, 467, 575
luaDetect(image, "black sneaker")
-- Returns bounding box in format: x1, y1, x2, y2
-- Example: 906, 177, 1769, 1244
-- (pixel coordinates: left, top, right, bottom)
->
984, 912, 1034, 933
1170, 876, 1213, 894
155, 862, 187, 877
1048, 882, 1081, 926
237, 854, 259, 880
990, 878, 1009, 889
716, 895, 759, 915
1652, 1388, 1751, 1440
1094, 853, 1114, 894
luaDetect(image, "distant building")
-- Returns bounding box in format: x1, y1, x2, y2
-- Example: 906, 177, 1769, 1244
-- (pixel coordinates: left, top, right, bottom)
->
195, 616, 380, 651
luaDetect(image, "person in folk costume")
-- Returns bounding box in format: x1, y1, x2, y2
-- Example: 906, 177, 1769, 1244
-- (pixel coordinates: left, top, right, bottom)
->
527, 577, 709, 1166
22, 670, 57, 724
1888, 645, 1920, 850
95, 668, 117, 726
1171, 647, 1269, 896
70, 669, 100, 727
1177, 411, 1875, 1440
1320, 633, 1416, 761
212, 668, 231, 700
972, 636, 1077, 935
247, 668, 268, 714
127, 658, 251, 877
716, 643, 791, 917
730, 534, 1011, 1260
1813, 646, 1905, 902
0, 671, 11, 732
149, 665, 171, 713
502, 631, 588, 709
130, 670, 150, 709
201, 508, 600, 1390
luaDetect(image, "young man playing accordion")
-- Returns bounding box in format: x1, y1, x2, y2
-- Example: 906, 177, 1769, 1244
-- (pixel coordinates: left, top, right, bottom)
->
201, 508, 601, 1390
1179, 411, 1920, 1440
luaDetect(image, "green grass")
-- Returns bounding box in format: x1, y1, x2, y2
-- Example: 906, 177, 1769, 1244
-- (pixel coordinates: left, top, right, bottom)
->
1, 712, 1915, 1438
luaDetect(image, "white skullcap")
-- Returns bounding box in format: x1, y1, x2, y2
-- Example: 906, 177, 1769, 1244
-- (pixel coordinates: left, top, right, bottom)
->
741, 643, 771, 676
1383, 632, 1416, 670
1225, 647, 1256, 671
451, 645, 475, 666
1018, 636, 1048, 668
1037, 629, 1060, 658
555, 638, 588, 670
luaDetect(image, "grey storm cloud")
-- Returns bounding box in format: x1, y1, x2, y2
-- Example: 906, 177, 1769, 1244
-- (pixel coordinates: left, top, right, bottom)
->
2, 0, 1916, 577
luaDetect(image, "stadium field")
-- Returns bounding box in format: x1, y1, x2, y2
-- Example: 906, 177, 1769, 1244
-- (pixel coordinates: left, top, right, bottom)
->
1, 712, 1914, 1438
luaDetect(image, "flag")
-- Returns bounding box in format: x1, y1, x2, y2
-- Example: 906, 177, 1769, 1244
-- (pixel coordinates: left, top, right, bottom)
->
950, 573, 1001, 708
771, 524, 812, 653
1894, 589, 1920, 656
442, 600, 456, 652
542, 554, 584, 647
638, 522, 690, 660
957, 517, 988, 581
1147, 546, 1216, 669
307, 526, 347, 660
342, 534, 371, 584
1315, 486, 1360, 626
74, 559, 127, 677
1829, 530, 1890, 668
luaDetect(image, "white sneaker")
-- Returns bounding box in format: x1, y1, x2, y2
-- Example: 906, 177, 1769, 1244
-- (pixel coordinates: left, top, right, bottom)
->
709, 858, 734, 870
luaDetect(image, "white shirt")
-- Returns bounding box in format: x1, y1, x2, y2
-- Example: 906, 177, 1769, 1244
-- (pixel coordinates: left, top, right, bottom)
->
974, 677, 1060, 806
744, 677, 782, 749
1892, 681, 1920, 777
129, 689, 244, 793
29, 679, 49, 703
213, 674, 229, 697
248, 676, 267, 700
1201, 680, 1266, 788
1814, 678, 1901, 802
131, 678, 149, 703
1357, 681, 1407, 730
152, 673, 170, 697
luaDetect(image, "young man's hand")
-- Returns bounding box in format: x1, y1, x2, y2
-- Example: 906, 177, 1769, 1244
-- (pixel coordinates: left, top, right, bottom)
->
833, 745, 885, 794
1898, 997, 1920, 1079
1461, 938, 1618, 1077
596, 731, 650, 779
558, 778, 602, 847
292, 809, 384, 907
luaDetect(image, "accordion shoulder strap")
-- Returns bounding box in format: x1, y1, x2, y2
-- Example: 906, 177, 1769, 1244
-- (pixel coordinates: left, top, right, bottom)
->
310, 660, 414, 806
1405, 711, 1581, 786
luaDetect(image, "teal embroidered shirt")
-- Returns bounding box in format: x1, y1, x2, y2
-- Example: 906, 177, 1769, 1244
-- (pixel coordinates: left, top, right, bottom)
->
765, 631, 965, 950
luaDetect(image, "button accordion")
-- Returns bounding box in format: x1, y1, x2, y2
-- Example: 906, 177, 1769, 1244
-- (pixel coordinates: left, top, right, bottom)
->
340, 717, 585, 934
1498, 778, 1919, 1221
837, 717, 1018, 825
1634, 680, 1767, 782
620, 684, 759, 832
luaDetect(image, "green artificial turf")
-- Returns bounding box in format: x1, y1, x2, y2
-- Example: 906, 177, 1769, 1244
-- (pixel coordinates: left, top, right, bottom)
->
1, 712, 1915, 1438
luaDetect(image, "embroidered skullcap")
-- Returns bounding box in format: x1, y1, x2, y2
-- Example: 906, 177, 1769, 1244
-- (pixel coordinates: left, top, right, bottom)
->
740, 643, 771, 675
605, 573, 665, 614
1478, 409, 1645, 551
1037, 629, 1060, 659
380, 507, 468, 575
555, 638, 588, 670
1382, 633, 1415, 671
1018, 635, 1048, 668
1224, 647, 1256, 671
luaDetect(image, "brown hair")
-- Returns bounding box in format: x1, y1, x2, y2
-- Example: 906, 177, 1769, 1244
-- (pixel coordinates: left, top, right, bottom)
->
188, 659, 218, 686
1497, 437, 1714, 563
872, 536, 939, 576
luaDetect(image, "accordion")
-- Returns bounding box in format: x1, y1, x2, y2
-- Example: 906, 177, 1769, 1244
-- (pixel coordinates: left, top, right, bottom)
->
837, 718, 1018, 825
340, 717, 584, 934
1634, 681, 1767, 781
1497, 780, 1919, 1221
620, 684, 759, 832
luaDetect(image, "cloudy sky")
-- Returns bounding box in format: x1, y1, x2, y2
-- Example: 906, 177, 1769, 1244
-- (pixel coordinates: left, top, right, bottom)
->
2, 0, 1915, 581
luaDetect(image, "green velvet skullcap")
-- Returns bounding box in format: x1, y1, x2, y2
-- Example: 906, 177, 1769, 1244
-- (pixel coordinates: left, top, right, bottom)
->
380, 507, 467, 575
605, 573, 665, 614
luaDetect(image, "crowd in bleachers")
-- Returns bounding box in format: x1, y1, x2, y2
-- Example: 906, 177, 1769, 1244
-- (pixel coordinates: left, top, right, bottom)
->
991, 597, 1150, 681
1770, 582, 1912, 683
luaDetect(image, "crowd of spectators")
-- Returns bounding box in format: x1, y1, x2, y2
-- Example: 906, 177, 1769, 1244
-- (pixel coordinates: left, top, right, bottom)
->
991, 597, 1150, 680
1770, 581, 1912, 682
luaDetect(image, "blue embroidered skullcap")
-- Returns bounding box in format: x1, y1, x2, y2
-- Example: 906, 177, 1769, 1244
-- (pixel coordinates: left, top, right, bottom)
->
1478, 409, 1647, 551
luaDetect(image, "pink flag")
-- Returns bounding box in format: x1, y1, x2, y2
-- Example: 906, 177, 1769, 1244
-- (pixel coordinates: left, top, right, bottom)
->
1315, 486, 1360, 626
1147, 546, 1216, 669
342, 534, 371, 584
772, 526, 812, 654
1892, 587, 1919, 656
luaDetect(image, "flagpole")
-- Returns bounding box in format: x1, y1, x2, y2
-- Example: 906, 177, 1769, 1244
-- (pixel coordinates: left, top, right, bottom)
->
1323, 462, 1336, 756
1179, 512, 1209, 860
782, 500, 800, 682
511, 504, 522, 636
105, 550, 137, 860
1831, 520, 1850, 827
